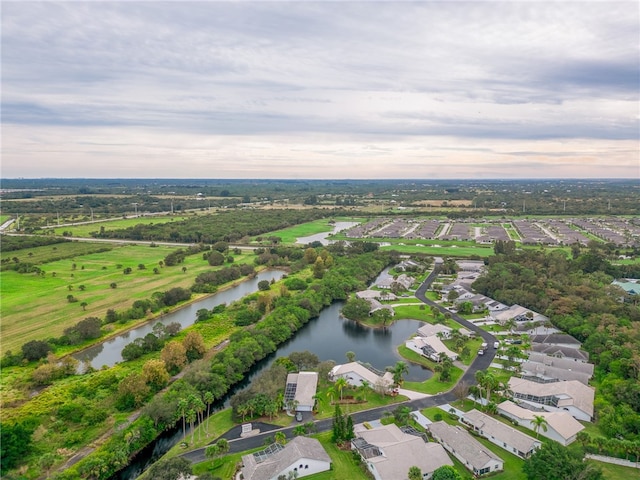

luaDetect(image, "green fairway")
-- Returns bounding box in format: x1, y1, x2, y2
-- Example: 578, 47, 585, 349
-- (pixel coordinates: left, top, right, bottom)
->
258, 217, 364, 244
44, 215, 191, 237
1, 244, 252, 351
1, 240, 114, 264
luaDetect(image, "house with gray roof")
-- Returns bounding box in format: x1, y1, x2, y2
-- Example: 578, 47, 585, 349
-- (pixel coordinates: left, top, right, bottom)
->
508, 377, 595, 422
461, 409, 541, 459
406, 335, 458, 362
417, 323, 452, 339
497, 400, 585, 446
240, 436, 331, 480
284, 372, 318, 412
526, 352, 594, 375
428, 421, 503, 476
519, 361, 591, 385
330, 362, 394, 394
530, 344, 589, 362
352, 423, 452, 480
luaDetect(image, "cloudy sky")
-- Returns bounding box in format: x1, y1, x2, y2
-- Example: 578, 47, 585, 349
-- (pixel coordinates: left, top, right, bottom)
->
2, 1, 638, 179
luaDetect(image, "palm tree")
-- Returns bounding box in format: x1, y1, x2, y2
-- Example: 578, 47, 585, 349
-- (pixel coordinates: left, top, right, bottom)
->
345, 351, 356, 362
274, 431, 287, 445
177, 398, 188, 441
326, 387, 337, 405
474, 370, 498, 407
186, 408, 196, 445
334, 376, 349, 401
359, 379, 371, 401
203, 391, 214, 435
388, 361, 409, 387
531, 415, 548, 439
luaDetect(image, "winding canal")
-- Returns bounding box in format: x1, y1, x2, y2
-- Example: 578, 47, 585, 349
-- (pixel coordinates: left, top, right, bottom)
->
74, 269, 287, 369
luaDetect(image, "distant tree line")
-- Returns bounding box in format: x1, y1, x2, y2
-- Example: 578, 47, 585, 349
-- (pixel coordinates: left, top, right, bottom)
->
91, 209, 334, 243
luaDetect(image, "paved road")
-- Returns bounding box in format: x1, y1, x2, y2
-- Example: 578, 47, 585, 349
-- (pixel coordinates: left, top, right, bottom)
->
182, 265, 498, 464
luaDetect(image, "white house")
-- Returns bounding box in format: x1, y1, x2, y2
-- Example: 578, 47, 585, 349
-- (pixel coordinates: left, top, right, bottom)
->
284, 372, 318, 412
352, 423, 452, 480
417, 323, 452, 339
406, 336, 458, 362
241, 437, 331, 480
462, 409, 541, 459
492, 304, 549, 325
330, 362, 394, 393
497, 400, 585, 446
508, 377, 595, 422
428, 421, 503, 476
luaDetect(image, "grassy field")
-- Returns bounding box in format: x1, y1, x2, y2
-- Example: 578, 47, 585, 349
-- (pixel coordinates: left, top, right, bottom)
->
44, 215, 191, 237
259, 217, 364, 244
1, 240, 114, 263
592, 460, 640, 480
1, 243, 253, 351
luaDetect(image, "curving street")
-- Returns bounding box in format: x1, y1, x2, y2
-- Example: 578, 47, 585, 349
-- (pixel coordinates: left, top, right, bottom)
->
182, 266, 498, 463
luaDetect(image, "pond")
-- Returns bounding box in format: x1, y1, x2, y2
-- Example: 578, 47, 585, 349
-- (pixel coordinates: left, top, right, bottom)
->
112, 300, 431, 479
73, 269, 287, 369
246, 301, 431, 382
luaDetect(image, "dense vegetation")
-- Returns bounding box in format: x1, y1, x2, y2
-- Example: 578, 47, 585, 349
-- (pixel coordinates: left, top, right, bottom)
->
91, 209, 335, 243
0, 242, 391, 479
472, 242, 640, 445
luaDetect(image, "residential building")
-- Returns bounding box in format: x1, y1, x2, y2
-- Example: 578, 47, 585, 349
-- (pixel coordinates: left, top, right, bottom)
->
352, 423, 452, 480
529, 344, 589, 362
497, 400, 585, 446
417, 323, 452, 339
428, 421, 503, 476
519, 361, 591, 385
492, 304, 549, 325
462, 409, 541, 458
508, 377, 595, 422
240, 437, 331, 480
406, 335, 458, 362
284, 372, 318, 412
526, 353, 594, 375
329, 362, 394, 393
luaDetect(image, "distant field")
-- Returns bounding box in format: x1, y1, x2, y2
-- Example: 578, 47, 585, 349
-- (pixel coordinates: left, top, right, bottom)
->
44, 215, 191, 237
1, 243, 252, 352
381, 242, 495, 257
1, 240, 114, 263
260, 217, 364, 244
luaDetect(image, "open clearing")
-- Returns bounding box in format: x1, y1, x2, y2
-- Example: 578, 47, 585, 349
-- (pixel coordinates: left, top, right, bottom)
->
44, 214, 191, 237
1, 243, 252, 351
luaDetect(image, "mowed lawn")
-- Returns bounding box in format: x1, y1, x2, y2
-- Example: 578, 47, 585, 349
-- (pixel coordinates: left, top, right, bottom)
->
1, 243, 253, 351
45, 215, 191, 237
259, 217, 364, 244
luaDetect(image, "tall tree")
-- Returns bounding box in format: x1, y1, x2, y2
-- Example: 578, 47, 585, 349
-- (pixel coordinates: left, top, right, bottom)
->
388, 360, 409, 387
523, 441, 603, 480
531, 415, 548, 439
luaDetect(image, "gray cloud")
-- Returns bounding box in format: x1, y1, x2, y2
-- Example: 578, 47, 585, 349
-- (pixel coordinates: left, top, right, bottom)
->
1, 1, 638, 178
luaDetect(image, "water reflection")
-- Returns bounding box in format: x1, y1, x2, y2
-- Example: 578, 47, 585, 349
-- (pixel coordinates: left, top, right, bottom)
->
73, 270, 286, 369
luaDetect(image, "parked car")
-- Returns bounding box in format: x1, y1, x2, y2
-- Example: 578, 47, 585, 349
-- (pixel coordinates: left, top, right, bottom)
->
493, 341, 499, 349
296, 412, 303, 422
478, 349, 484, 355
